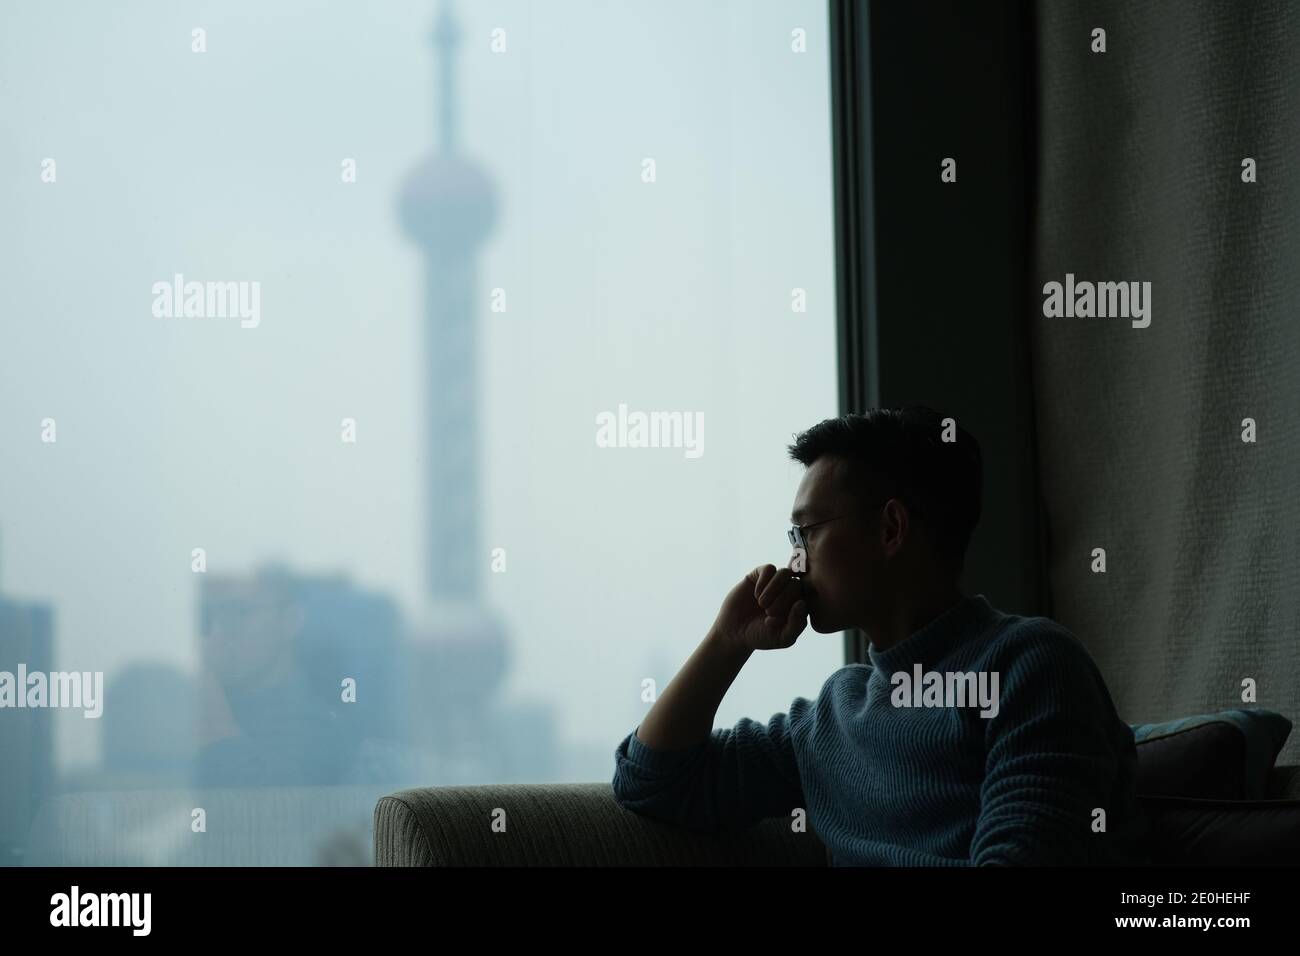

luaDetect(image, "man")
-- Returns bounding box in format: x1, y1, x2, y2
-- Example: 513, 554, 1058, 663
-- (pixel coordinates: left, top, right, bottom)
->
611, 406, 1150, 865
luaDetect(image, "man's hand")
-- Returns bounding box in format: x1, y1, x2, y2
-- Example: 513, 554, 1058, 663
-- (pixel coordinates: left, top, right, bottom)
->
711, 565, 809, 651
634, 565, 805, 752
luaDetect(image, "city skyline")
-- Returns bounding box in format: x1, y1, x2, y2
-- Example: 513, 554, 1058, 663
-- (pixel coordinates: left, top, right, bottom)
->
0, 0, 841, 797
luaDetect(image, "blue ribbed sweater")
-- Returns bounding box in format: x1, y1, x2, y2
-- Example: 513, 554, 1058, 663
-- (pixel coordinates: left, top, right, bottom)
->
612, 593, 1150, 865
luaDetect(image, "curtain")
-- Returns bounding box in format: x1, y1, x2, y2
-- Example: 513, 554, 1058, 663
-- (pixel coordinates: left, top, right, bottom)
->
1031, 1, 1300, 762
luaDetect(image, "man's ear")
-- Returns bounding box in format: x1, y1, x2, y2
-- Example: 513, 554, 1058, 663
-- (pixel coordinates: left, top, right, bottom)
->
879, 500, 911, 554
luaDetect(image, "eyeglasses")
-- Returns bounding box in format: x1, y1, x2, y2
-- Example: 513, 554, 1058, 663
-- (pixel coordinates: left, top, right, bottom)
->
788, 498, 923, 551
788, 514, 850, 551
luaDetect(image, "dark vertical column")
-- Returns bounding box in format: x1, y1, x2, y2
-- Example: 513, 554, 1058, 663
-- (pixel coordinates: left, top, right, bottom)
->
829, 0, 1047, 660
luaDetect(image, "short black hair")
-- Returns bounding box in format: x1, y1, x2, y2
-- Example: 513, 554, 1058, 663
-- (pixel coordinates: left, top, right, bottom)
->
787, 406, 983, 572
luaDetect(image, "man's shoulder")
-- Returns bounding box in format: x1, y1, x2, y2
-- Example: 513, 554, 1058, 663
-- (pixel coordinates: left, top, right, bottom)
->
972, 610, 1100, 675
963, 611, 1126, 725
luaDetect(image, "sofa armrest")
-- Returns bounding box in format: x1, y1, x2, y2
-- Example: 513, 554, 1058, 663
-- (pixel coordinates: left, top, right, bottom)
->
374, 782, 828, 866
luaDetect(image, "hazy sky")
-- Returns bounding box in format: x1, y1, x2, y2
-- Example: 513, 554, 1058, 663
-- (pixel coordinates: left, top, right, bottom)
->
0, 0, 841, 777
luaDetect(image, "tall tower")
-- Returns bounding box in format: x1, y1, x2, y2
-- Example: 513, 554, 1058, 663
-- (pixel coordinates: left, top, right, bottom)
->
399, 0, 499, 607
396, 3, 512, 782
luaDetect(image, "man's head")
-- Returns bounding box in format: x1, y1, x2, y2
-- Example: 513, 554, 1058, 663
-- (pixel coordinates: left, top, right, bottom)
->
786, 406, 983, 633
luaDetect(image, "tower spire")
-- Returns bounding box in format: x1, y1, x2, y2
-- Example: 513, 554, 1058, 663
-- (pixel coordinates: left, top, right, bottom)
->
433, 0, 460, 154
399, 1, 498, 608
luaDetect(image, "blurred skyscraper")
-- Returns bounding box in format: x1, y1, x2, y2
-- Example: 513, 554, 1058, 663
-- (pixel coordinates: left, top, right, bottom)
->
399, 0, 498, 605
189, 2, 558, 789
397, 1, 556, 783
195, 565, 408, 786
0, 556, 55, 866
97, 663, 196, 784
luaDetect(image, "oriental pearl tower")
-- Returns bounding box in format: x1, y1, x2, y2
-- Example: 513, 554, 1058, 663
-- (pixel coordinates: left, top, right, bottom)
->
398, 1, 510, 779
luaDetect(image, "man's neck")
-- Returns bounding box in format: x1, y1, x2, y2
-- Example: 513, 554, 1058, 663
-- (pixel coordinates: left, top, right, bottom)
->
864, 582, 965, 653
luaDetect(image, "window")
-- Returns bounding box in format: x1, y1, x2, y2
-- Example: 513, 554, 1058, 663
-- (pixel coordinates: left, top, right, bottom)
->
0, 0, 839, 865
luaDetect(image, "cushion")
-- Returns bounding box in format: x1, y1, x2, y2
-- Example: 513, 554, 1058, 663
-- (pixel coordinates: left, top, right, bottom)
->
1139, 795, 1300, 865
1131, 709, 1292, 800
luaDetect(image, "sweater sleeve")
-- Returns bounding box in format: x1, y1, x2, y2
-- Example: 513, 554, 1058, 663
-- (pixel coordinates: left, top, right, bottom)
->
969, 625, 1136, 866
611, 700, 810, 834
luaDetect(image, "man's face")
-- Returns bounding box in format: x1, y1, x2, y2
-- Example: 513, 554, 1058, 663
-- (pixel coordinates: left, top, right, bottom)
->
789, 456, 888, 633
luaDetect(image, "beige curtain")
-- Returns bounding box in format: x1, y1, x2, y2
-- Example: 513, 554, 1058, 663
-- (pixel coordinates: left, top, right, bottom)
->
1031, 1, 1300, 762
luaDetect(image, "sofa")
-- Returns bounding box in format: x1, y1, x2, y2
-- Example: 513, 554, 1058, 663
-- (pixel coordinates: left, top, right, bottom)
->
374, 712, 1300, 866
